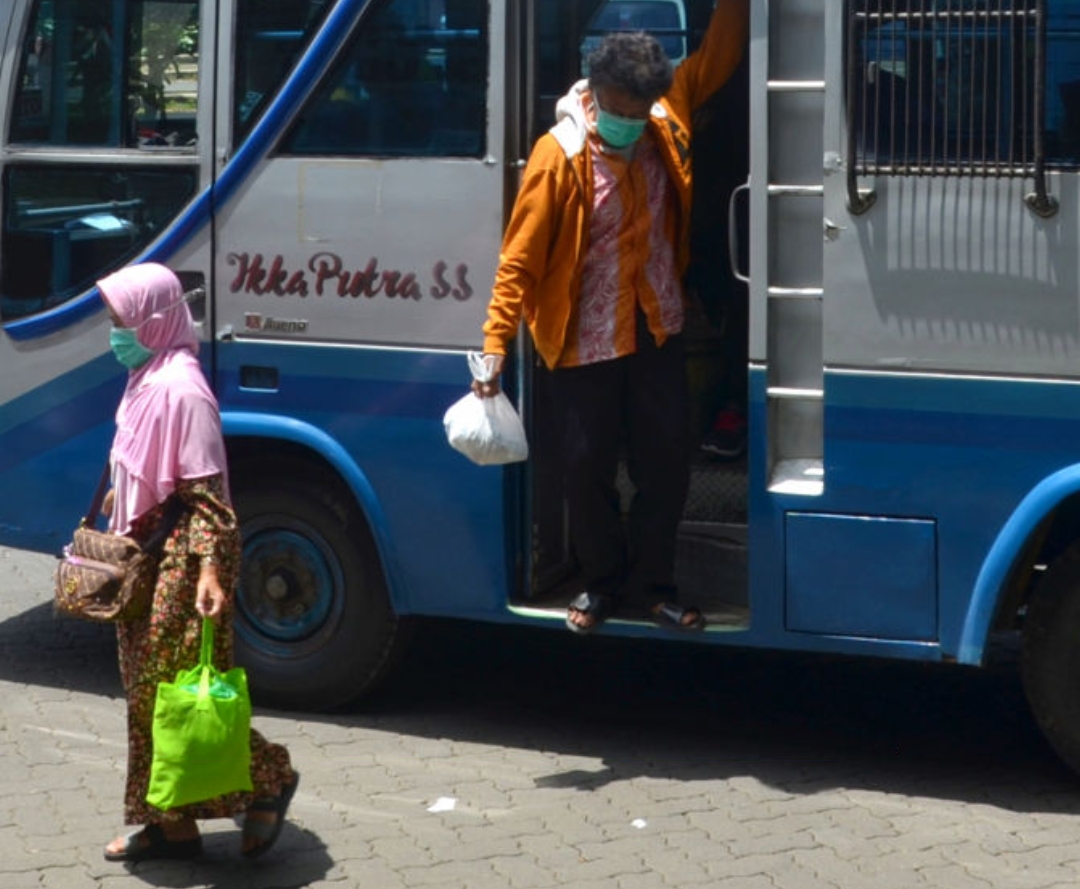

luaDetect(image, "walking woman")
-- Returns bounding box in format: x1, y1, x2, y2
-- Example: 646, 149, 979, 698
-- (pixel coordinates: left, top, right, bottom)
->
98, 262, 298, 862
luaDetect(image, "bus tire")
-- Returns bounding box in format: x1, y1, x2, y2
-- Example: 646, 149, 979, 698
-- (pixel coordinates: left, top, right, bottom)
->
231, 478, 406, 711
1021, 542, 1080, 777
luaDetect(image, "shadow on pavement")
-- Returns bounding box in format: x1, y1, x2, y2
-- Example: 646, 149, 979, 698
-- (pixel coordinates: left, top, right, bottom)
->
100, 825, 331, 888
3, 602, 1078, 816
0, 601, 122, 697
358, 619, 1080, 815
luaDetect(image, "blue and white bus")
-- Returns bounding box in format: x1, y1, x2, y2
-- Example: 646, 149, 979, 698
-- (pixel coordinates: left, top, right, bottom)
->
5, 0, 1080, 774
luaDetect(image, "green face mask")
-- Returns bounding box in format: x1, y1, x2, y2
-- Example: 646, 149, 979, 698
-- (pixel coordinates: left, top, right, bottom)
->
595, 107, 648, 149
109, 327, 155, 370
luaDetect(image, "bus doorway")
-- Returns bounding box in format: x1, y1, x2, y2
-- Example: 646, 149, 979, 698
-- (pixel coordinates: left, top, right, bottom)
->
516, 0, 751, 631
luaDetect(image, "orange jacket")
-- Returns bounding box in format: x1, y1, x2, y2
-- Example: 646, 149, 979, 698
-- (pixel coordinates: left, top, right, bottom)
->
482, 0, 749, 369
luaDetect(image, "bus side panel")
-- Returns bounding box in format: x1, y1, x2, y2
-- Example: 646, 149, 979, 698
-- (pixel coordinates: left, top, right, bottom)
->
214, 159, 498, 351
802, 0, 1080, 663
823, 177, 1080, 378
823, 372, 1080, 658
745, 368, 1080, 664
785, 512, 937, 641
0, 356, 121, 551
216, 343, 514, 620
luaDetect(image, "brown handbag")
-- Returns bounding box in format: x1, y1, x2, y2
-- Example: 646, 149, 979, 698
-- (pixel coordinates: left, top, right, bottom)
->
54, 462, 183, 622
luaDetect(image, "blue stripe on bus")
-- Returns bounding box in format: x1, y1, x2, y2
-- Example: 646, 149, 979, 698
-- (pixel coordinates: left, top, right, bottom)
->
220, 371, 461, 420
0, 357, 124, 471
0, 343, 478, 575
0, 344, 462, 475
216, 342, 468, 418
218, 339, 471, 384
827, 370, 1080, 419
2, 0, 371, 342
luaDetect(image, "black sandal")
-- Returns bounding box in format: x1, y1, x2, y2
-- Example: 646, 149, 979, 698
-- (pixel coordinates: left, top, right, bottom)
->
566, 591, 614, 635
242, 772, 300, 859
650, 602, 706, 631
103, 823, 203, 862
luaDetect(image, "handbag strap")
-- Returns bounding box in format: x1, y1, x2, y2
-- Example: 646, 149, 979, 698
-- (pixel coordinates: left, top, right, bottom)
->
141, 498, 186, 554
83, 460, 112, 526
83, 456, 185, 551
196, 619, 216, 708
200, 617, 216, 668
196, 618, 242, 703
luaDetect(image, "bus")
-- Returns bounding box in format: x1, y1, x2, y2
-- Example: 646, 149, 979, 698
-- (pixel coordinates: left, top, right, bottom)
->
4, 0, 1080, 775
580, 0, 689, 64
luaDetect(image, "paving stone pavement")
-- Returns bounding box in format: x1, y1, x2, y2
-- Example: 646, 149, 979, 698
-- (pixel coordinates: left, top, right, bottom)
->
2, 544, 1080, 888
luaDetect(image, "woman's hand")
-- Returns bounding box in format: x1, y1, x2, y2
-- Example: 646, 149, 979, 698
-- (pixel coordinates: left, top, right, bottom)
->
103, 489, 115, 518
195, 561, 227, 619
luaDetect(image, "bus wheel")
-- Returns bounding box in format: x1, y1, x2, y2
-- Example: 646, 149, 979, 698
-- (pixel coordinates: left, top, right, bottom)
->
231, 479, 406, 711
1022, 543, 1080, 776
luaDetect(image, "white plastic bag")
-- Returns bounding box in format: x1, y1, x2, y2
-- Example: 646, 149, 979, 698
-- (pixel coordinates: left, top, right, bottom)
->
443, 352, 529, 465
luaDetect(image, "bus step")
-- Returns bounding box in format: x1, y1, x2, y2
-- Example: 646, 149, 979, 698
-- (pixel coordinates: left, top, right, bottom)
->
676, 523, 748, 613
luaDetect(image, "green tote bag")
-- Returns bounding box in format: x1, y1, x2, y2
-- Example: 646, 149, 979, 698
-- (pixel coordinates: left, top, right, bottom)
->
146, 617, 253, 810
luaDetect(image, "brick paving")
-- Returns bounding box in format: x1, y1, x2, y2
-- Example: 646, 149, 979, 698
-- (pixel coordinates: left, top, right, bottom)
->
2, 544, 1080, 888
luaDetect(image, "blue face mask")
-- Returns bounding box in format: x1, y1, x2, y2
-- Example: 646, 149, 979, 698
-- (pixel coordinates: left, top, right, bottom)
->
109, 327, 155, 370
595, 107, 648, 149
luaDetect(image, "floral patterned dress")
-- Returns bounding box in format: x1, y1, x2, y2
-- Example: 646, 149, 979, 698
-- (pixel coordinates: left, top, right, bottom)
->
116, 474, 293, 826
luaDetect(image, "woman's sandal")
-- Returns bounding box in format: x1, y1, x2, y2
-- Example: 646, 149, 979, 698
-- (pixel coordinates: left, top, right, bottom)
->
103, 823, 203, 862
242, 772, 300, 859
650, 602, 706, 631
566, 591, 615, 635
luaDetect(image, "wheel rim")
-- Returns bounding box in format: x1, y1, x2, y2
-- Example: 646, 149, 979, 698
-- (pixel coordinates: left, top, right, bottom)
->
236, 516, 344, 657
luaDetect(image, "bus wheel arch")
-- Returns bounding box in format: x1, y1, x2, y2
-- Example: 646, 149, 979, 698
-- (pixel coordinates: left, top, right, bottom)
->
988, 492, 1080, 638
1022, 539, 1080, 776
226, 438, 410, 711
960, 470, 1080, 666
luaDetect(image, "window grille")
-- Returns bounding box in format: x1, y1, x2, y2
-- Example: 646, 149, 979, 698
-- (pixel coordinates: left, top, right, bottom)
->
846, 0, 1057, 217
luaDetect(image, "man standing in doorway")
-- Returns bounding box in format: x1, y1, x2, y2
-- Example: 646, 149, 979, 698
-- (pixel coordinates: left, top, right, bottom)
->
473, 0, 749, 633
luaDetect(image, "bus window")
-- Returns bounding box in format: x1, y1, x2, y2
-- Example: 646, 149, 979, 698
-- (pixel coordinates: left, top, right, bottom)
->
535, 1, 606, 136
280, 0, 487, 157
1047, 4, 1080, 165
10, 0, 200, 148
534, 0, 692, 139
849, 0, 1080, 174
2, 0, 203, 320
232, 0, 333, 145
0, 165, 197, 319
581, 0, 689, 69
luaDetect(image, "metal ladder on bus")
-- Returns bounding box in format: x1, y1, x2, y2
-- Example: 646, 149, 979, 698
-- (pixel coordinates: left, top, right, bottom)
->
732, 72, 827, 496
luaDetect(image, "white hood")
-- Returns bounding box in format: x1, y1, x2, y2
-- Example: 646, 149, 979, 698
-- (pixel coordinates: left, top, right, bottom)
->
549, 79, 668, 159
550, 79, 593, 158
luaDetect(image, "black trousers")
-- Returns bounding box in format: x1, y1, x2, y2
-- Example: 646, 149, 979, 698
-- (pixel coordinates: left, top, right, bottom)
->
548, 330, 691, 607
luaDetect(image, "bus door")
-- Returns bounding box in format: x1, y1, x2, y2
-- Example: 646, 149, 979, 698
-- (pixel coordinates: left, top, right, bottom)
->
0, 0, 217, 550
520, 0, 754, 626
208, 1, 512, 634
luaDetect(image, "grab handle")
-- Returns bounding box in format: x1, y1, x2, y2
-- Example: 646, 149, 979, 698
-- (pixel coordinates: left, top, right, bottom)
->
728, 179, 750, 284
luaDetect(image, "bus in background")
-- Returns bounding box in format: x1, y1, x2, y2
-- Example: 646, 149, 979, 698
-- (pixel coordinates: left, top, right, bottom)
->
581, 0, 689, 65
4, 0, 1080, 778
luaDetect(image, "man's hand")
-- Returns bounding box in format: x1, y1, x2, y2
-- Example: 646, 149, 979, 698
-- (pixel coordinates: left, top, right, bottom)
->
471, 353, 505, 398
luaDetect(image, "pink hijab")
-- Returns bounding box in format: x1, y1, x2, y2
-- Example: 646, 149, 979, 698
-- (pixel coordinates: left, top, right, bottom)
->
97, 263, 228, 533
